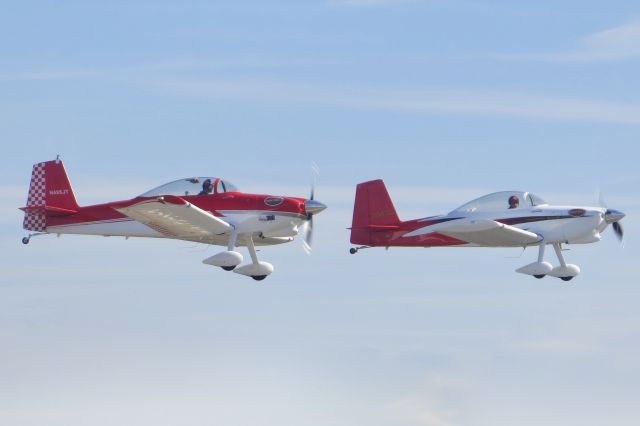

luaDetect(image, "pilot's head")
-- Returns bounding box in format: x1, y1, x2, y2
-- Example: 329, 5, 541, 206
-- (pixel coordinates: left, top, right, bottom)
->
202, 179, 213, 194
508, 195, 519, 209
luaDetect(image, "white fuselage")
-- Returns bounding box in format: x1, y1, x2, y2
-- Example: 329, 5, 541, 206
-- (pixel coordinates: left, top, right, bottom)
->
409, 205, 607, 247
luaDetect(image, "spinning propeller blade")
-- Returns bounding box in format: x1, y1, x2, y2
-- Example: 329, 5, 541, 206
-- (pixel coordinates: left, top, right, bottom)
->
602, 205, 626, 245
302, 163, 323, 253
596, 188, 626, 245
612, 221, 624, 243
302, 220, 313, 254
596, 187, 607, 208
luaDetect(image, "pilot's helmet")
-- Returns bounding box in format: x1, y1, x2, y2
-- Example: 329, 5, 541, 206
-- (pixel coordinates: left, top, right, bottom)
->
202, 179, 213, 193
508, 195, 519, 208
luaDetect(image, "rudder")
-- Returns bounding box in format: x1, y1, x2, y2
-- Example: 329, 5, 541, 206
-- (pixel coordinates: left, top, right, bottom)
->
350, 179, 400, 245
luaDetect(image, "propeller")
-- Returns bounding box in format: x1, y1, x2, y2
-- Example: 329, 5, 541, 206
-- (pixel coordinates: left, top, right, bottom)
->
596, 187, 625, 244
301, 222, 313, 254
612, 221, 624, 242
605, 208, 625, 243
301, 163, 325, 253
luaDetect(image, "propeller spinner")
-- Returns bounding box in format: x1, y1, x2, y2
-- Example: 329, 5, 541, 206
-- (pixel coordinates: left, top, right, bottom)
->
597, 189, 626, 244
605, 209, 625, 242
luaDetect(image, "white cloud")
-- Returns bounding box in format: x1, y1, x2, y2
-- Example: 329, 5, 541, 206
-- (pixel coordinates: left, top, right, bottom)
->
387, 397, 456, 426
504, 21, 640, 63
0, 57, 338, 83
514, 337, 601, 354
385, 374, 467, 426
157, 78, 640, 125
0, 69, 103, 82
6, 55, 640, 124
581, 21, 640, 60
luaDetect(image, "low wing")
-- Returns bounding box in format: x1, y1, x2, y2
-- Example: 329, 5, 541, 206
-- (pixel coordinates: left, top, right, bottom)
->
115, 196, 233, 239
437, 219, 541, 246
407, 219, 542, 247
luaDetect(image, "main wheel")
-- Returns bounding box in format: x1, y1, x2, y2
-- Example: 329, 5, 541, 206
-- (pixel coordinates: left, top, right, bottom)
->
21, 237, 29, 245
533, 274, 545, 279
221, 266, 236, 271
252, 275, 267, 281
560, 276, 574, 282
349, 248, 357, 254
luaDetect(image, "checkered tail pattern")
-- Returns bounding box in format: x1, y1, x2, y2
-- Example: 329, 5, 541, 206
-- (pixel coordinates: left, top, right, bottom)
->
23, 162, 47, 232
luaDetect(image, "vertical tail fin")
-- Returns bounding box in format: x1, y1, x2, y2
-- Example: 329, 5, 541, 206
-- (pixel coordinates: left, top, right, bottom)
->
22, 158, 79, 232
350, 179, 401, 245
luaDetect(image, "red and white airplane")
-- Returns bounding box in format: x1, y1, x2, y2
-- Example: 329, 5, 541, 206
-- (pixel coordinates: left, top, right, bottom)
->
349, 180, 625, 281
20, 158, 326, 280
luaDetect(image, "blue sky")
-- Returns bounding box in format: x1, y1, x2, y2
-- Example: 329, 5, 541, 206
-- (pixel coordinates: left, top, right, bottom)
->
1, 1, 639, 425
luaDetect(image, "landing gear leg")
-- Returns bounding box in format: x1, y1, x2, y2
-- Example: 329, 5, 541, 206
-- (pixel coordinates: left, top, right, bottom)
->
534, 244, 546, 278
552, 243, 567, 268
229, 236, 274, 280
202, 227, 244, 271
537, 244, 546, 263
246, 236, 259, 264
246, 236, 267, 281
349, 246, 369, 254
222, 229, 240, 271
550, 242, 580, 281
227, 228, 238, 252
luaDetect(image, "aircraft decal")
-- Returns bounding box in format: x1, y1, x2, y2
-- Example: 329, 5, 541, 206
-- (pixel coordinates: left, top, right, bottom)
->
264, 197, 284, 207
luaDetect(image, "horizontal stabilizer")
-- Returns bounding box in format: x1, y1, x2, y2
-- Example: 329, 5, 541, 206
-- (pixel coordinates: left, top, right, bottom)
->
349, 224, 401, 230
20, 205, 78, 216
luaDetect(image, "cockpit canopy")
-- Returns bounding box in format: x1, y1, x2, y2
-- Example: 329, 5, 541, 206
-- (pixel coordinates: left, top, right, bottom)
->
139, 177, 238, 197
450, 191, 546, 214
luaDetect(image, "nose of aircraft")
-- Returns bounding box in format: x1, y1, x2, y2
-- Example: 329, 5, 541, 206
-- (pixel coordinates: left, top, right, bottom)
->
304, 199, 327, 215
604, 208, 625, 223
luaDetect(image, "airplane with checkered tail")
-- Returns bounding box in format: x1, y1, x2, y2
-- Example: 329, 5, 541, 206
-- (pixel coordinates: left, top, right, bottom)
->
20, 158, 326, 281
349, 179, 625, 281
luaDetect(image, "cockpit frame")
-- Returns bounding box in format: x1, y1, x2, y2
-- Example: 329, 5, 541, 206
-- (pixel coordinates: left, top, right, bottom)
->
450, 191, 547, 214
139, 177, 239, 197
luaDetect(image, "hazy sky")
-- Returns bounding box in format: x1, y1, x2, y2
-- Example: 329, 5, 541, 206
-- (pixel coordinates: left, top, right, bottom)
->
1, 1, 639, 425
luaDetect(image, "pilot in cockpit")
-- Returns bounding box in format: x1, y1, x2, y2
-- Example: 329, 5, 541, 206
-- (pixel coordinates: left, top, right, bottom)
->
508, 195, 519, 209
199, 179, 214, 195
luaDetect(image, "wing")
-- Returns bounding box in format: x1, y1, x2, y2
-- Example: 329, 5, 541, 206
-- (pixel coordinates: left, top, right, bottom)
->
407, 219, 542, 247
115, 196, 233, 240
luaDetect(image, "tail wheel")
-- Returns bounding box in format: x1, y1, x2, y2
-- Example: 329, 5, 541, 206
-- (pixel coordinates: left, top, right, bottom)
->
533, 274, 545, 279
221, 266, 236, 271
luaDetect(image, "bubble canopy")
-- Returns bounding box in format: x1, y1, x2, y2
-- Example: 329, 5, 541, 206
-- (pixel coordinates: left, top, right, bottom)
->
139, 177, 239, 197
450, 191, 546, 214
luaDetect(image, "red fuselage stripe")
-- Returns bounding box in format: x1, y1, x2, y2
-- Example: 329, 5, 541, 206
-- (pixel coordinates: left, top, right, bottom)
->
45, 192, 307, 227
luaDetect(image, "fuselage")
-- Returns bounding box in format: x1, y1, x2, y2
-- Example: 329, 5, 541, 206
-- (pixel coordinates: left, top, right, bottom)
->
45, 192, 309, 246
367, 205, 607, 248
